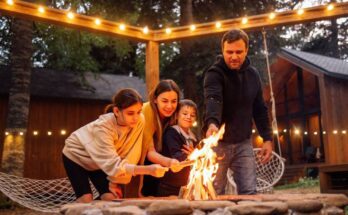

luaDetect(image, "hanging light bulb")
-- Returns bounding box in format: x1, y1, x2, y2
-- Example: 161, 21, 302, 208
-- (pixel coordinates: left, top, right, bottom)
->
215, 21, 222, 29
47, 131, 52, 136
283, 129, 287, 133
333, 130, 338, 134
252, 129, 256, 134
342, 130, 347, 134
314, 131, 318, 135
190, 25, 196, 31
33, 131, 39, 136
294, 129, 300, 135
61, 130, 67, 135
143, 26, 149, 34
119, 24, 126, 31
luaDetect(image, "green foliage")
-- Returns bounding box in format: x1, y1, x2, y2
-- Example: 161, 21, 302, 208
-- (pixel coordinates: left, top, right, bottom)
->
0, 16, 12, 65
275, 177, 319, 190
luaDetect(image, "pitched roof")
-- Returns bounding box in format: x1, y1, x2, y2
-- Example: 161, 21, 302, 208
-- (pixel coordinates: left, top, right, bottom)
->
0, 68, 147, 101
279, 48, 348, 79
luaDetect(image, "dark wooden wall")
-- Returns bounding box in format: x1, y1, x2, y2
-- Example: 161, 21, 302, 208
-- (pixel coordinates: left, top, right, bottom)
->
0, 96, 8, 164
319, 76, 348, 164
0, 96, 108, 179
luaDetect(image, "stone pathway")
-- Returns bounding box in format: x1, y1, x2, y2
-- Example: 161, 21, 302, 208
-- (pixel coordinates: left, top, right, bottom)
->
58, 193, 348, 215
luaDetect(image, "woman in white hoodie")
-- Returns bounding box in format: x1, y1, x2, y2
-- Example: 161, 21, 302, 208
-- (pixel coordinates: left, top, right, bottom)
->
62, 88, 168, 203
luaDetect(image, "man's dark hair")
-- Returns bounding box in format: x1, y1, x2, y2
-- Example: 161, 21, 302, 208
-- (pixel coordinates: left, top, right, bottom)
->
221, 29, 249, 50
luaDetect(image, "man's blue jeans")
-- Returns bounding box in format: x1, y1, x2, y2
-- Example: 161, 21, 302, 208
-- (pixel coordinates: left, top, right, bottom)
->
213, 138, 256, 195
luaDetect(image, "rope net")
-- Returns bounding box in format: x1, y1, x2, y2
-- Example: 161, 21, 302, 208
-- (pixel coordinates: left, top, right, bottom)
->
0, 172, 98, 213
227, 148, 285, 193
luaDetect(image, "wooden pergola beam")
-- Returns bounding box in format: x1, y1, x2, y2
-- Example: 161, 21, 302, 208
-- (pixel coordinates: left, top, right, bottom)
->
0, 0, 152, 42
1, 0, 348, 91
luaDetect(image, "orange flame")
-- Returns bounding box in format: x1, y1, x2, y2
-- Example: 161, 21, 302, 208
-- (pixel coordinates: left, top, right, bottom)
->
183, 124, 225, 200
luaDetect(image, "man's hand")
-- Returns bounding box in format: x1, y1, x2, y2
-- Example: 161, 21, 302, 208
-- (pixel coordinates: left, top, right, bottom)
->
258, 141, 273, 164
206, 123, 219, 137
148, 164, 168, 177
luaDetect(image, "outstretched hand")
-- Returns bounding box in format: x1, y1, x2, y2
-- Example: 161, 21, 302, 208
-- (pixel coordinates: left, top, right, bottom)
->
181, 143, 194, 155
206, 123, 219, 137
148, 164, 168, 177
258, 141, 273, 164
169, 159, 184, 173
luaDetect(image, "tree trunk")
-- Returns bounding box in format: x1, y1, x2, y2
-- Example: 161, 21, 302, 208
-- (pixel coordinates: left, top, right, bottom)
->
1, 16, 33, 176
180, 0, 197, 102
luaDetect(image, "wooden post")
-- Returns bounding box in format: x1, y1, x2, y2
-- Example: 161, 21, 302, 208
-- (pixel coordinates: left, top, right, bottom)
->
145, 41, 159, 96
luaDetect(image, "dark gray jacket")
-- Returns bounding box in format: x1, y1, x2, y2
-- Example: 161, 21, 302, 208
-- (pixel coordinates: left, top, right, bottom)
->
203, 55, 272, 144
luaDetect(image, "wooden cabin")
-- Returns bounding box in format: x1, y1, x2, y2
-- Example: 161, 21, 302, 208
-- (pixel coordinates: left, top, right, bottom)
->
263, 48, 348, 193
0, 68, 146, 179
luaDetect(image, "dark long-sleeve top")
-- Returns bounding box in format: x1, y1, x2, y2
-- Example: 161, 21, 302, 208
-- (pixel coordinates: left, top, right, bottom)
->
159, 126, 197, 188
203, 55, 272, 144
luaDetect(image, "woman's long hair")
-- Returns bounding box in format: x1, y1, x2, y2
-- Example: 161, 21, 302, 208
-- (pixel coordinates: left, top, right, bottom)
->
148, 80, 181, 152
104, 88, 143, 113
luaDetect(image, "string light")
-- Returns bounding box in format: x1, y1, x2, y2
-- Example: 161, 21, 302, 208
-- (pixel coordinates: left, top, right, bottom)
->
192, 121, 197, 127
273, 130, 278, 134
304, 131, 308, 135
119, 24, 126, 31
323, 131, 326, 134
241, 17, 248, 24
19, 132, 24, 136
165, 28, 172, 34
327, 4, 334, 11
5, 132, 9, 136
38, 6, 45, 13
314, 131, 318, 135
269, 12, 276, 20
61, 130, 67, 135
190, 25, 196, 31
215, 21, 222, 29
33, 131, 38, 136
283, 129, 287, 133
297, 9, 304, 15
67, 12, 74, 19
95, 18, 101, 25
47, 131, 52, 136
143, 26, 149, 34
252, 129, 256, 134
333, 130, 338, 134
342, 130, 347, 134
6, 0, 14, 6
294, 129, 300, 135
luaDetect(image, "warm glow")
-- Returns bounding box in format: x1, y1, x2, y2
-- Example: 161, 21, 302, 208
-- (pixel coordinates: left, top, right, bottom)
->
165, 28, 172, 34
190, 25, 196, 31
333, 130, 338, 134
67, 12, 74, 19
241, 17, 248, 24
327, 4, 334, 11
47, 131, 52, 136
297, 9, 304, 15
95, 18, 101, 25
38, 6, 45, 13
304, 131, 308, 135
314, 131, 318, 135
183, 124, 225, 200
294, 129, 300, 135
269, 12, 276, 20
215, 22, 221, 28
323, 131, 326, 134
19, 132, 24, 136
252, 129, 256, 134
33, 131, 38, 136
5, 132, 9, 136
342, 130, 347, 134
283, 129, 287, 133
143, 26, 149, 34
61, 130, 67, 135
192, 121, 197, 127
119, 24, 126, 31
6, 0, 14, 6
273, 130, 278, 134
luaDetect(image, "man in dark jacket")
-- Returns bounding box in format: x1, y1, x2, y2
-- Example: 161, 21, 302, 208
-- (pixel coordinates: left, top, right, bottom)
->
203, 29, 273, 195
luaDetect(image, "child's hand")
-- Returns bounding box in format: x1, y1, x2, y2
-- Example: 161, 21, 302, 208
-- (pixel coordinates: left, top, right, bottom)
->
181, 143, 194, 155
109, 183, 123, 198
148, 164, 168, 177
169, 159, 184, 173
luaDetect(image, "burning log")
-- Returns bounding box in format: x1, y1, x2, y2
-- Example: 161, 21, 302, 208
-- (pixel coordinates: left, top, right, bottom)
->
180, 125, 225, 200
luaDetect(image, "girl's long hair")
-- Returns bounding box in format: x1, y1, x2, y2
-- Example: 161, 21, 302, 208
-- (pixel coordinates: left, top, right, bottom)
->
104, 88, 143, 113
148, 80, 181, 152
